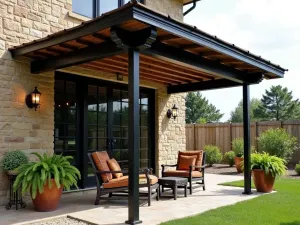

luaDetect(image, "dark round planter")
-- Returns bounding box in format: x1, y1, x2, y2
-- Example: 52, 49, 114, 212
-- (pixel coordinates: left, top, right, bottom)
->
252, 169, 275, 193
234, 157, 244, 173
32, 180, 63, 212
6, 170, 19, 176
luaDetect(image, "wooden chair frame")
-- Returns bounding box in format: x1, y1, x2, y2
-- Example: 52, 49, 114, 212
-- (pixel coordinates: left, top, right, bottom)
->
88, 153, 159, 206
161, 152, 206, 194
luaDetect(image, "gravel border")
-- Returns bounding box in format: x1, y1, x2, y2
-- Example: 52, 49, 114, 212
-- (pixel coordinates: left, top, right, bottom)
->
27, 217, 92, 225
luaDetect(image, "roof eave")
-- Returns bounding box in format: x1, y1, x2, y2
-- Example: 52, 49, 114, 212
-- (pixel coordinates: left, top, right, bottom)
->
131, 5, 286, 78
183, 0, 201, 6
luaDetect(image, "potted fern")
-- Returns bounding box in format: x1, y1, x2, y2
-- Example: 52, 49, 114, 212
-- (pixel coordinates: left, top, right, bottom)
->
232, 138, 244, 173
249, 152, 286, 193
13, 153, 81, 212
0, 150, 28, 175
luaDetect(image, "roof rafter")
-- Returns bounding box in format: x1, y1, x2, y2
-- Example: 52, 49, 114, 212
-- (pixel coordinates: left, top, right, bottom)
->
145, 41, 264, 84
31, 41, 124, 74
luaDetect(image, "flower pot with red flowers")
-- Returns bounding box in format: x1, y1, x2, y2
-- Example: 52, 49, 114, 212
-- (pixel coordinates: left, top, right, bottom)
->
13, 153, 81, 212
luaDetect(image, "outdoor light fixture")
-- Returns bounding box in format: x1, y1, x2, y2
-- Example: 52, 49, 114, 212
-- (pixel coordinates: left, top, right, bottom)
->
167, 104, 178, 120
26, 87, 41, 111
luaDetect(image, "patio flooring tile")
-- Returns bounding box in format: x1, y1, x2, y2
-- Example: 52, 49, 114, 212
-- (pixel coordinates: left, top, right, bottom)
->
0, 174, 262, 225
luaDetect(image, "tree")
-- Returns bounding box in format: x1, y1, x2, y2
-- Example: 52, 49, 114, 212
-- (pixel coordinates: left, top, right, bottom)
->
229, 98, 262, 122
185, 92, 223, 124
255, 85, 300, 121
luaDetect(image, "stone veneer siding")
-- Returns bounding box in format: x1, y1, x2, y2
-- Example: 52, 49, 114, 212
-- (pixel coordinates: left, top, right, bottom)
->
0, 0, 186, 205
145, 0, 184, 21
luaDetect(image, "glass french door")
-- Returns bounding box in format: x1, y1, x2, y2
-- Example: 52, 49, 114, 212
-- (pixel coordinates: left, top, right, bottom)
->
54, 72, 154, 188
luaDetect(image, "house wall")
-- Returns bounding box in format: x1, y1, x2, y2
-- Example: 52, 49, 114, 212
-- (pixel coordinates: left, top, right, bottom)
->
0, 0, 186, 205
145, 0, 184, 21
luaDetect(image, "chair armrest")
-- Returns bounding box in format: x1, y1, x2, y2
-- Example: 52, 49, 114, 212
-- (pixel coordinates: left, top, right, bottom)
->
189, 165, 206, 169
95, 169, 150, 175
189, 165, 206, 176
161, 164, 177, 177
95, 170, 128, 174
161, 164, 177, 168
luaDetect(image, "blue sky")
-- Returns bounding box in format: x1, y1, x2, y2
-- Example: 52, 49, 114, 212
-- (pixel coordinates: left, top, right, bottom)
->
184, 0, 300, 121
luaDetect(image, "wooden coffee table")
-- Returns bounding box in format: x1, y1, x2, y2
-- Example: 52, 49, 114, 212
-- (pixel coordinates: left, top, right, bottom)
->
158, 177, 188, 200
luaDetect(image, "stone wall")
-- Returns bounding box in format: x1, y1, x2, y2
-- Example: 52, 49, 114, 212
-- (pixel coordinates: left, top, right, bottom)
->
0, 0, 187, 205
144, 0, 186, 174
145, 0, 184, 21
0, 0, 84, 206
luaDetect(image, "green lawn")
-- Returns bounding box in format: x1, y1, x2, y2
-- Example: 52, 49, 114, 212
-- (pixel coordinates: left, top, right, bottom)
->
161, 179, 300, 225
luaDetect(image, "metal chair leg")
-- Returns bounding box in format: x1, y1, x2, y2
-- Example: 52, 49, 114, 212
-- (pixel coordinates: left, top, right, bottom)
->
95, 189, 101, 205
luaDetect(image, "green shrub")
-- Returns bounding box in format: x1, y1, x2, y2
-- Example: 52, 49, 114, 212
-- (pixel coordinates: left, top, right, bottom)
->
204, 145, 222, 166
244, 152, 287, 177
13, 153, 81, 199
295, 163, 300, 175
232, 138, 244, 157
224, 151, 235, 167
257, 128, 298, 162
232, 138, 256, 157
0, 150, 29, 171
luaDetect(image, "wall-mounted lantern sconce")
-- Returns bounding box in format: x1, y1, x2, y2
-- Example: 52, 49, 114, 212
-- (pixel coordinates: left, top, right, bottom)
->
26, 87, 41, 111
167, 104, 178, 120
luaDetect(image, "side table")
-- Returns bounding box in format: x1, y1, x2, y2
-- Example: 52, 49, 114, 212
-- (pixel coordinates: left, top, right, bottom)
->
158, 177, 188, 200
6, 173, 26, 210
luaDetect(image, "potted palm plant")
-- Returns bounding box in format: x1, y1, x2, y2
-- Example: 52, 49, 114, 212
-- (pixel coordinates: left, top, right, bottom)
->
250, 152, 286, 193
0, 150, 28, 175
232, 138, 244, 173
13, 153, 81, 212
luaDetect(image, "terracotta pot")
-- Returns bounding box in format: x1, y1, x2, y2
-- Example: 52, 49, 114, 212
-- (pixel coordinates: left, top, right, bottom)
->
234, 157, 244, 173
252, 169, 275, 193
32, 180, 63, 212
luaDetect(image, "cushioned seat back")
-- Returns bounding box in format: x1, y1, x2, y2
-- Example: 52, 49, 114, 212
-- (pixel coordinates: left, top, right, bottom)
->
92, 151, 112, 183
177, 150, 203, 170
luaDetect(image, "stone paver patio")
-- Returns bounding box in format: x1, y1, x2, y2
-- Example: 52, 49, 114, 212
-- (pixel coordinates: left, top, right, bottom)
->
1, 174, 262, 225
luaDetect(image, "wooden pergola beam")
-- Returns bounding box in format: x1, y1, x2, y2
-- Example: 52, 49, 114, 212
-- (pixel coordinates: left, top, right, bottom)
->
31, 41, 125, 74
99, 57, 200, 82
146, 42, 264, 84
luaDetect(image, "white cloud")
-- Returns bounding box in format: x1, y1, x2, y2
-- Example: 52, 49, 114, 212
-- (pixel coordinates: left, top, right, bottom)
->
184, 0, 300, 121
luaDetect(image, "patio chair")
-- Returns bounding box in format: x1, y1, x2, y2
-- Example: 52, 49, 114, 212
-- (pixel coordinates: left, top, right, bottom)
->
88, 151, 159, 206
161, 150, 206, 194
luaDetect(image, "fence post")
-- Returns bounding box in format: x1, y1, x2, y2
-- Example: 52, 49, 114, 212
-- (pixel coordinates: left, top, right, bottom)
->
193, 123, 196, 150
228, 122, 232, 151
255, 121, 258, 151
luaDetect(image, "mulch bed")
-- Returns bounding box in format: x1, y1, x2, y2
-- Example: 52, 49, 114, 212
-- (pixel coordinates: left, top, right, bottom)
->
206, 164, 300, 179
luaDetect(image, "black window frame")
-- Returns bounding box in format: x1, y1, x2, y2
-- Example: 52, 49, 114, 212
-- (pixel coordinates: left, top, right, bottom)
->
73, 0, 138, 18
54, 71, 155, 188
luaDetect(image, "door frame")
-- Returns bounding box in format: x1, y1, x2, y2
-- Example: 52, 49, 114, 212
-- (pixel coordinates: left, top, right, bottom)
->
54, 72, 156, 189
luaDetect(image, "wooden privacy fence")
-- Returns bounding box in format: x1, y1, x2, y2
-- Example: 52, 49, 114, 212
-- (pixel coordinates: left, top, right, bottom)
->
186, 120, 300, 164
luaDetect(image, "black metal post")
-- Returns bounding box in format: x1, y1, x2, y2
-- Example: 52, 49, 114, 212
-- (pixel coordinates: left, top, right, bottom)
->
126, 48, 142, 224
243, 84, 252, 194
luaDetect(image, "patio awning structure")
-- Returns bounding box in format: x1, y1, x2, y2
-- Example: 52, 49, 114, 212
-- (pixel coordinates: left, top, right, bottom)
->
9, 1, 287, 224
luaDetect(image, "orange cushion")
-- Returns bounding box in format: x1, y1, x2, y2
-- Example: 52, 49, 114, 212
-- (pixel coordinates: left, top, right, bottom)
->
107, 158, 123, 179
92, 152, 112, 183
103, 175, 158, 189
178, 155, 196, 170
163, 170, 203, 178
178, 150, 203, 170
